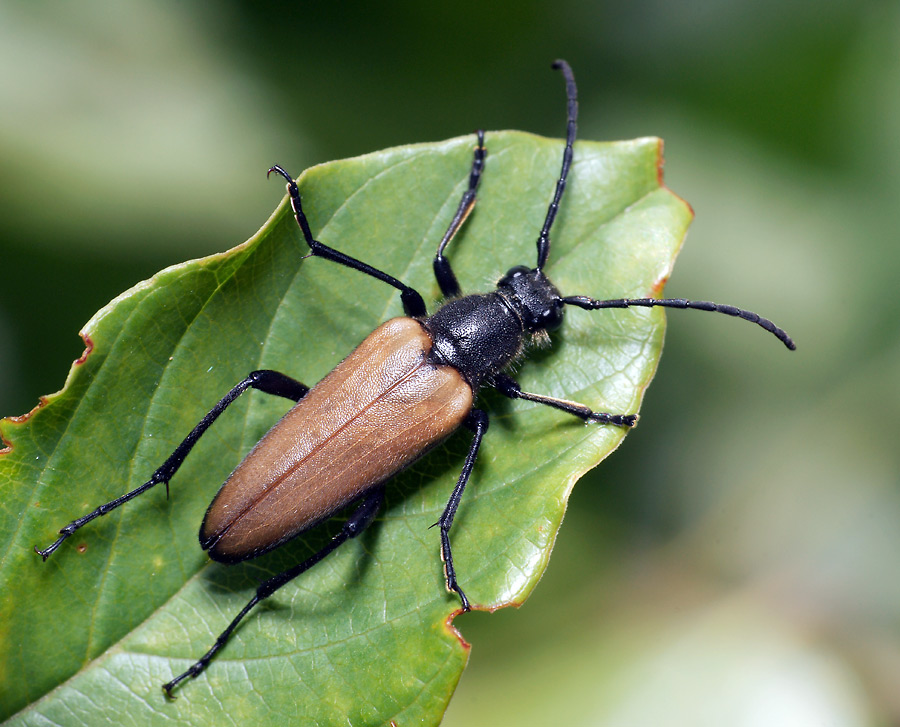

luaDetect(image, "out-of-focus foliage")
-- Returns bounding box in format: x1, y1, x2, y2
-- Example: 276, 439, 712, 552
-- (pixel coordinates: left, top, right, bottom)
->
1, 1, 898, 725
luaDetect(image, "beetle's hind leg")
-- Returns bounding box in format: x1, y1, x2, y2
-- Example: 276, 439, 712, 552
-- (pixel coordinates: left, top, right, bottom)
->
432, 408, 489, 612
494, 373, 637, 428
162, 487, 385, 698
433, 130, 486, 298
268, 165, 429, 318
35, 370, 310, 560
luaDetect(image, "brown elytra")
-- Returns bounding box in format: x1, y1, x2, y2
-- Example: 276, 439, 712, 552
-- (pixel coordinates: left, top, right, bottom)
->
200, 317, 473, 562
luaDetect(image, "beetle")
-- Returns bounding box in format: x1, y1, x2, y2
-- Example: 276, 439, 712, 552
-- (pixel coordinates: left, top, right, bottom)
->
35, 60, 795, 697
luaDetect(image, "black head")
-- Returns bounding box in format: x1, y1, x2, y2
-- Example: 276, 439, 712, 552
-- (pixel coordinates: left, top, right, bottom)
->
497, 265, 564, 332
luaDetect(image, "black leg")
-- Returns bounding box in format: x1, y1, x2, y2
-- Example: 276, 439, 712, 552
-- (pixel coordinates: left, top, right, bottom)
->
268, 165, 428, 318
433, 130, 486, 298
35, 370, 310, 560
494, 373, 637, 428
432, 408, 489, 611
162, 487, 385, 698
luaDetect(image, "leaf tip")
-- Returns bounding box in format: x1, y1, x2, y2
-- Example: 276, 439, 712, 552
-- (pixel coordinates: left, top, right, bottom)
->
655, 138, 694, 220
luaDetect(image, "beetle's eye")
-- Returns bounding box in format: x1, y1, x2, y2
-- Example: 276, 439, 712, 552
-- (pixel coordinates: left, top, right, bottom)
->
540, 302, 564, 330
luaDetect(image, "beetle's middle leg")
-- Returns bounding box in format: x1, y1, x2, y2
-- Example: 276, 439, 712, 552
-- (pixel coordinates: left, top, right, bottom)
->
35, 369, 310, 560
433, 407, 489, 612
433, 130, 486, 298
268, 165, 428, 318
493, 373, 638, 428
162, 487, 385, 697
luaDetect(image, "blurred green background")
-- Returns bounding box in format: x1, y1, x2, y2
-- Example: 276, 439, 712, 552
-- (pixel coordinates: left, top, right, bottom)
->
2, 1, 898, 725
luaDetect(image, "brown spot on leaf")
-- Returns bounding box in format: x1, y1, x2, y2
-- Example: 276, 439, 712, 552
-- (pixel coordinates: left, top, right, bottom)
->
651, 276, 670, 298
655, 138, 694, 218
445, 608, 472, 651
75, 333, 94, 365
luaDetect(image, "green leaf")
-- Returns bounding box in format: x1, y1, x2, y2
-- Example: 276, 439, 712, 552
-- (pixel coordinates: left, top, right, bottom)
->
0, 132, 690, 726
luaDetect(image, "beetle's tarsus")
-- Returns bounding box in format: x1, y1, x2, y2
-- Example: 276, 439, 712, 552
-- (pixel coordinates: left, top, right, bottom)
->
453, 584, 471, 612
34, 544, 51, 561
587, 412, 638, 428
267, 164, 291, 182
162, 666, 198, 700
35, 530, 70, 561
443, 556, 471, 611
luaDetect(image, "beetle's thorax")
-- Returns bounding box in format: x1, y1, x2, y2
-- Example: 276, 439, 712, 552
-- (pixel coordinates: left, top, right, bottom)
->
424, 266, 564, 389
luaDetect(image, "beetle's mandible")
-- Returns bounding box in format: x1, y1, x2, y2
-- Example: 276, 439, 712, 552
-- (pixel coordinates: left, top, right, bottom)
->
35, 60, 795, 697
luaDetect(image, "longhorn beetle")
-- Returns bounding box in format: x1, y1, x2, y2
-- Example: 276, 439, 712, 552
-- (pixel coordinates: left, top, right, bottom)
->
36, 60, 795, 697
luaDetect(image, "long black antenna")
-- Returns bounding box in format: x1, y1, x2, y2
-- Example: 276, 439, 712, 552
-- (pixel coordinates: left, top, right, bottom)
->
563, 295, 797, 350
536, 59, 578, 270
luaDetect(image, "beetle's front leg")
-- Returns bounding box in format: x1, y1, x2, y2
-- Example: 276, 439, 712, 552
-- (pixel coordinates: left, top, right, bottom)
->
268, 165, 428, 318
35, 369, 310, 560
432, 130, 486, 298
493, 373, 637, 428
433, 408, 489, 611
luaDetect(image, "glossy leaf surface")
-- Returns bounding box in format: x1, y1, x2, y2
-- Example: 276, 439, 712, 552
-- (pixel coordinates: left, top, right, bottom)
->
0, 132, 690, 726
